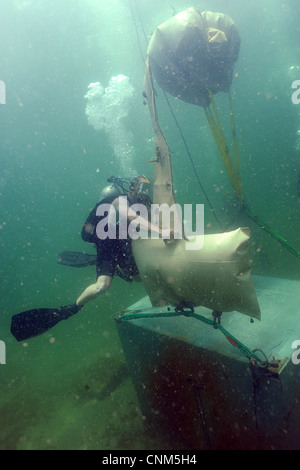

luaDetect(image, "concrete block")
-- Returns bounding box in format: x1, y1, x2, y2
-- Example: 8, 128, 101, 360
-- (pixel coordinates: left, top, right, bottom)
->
115, 276, 300, 450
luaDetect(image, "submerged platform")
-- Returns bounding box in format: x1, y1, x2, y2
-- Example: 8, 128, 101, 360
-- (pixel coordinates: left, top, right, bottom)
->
115, 275, 300, 450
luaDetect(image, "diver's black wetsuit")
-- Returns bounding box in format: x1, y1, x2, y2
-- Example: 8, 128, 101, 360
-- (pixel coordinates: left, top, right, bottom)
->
81, 196, 139, 282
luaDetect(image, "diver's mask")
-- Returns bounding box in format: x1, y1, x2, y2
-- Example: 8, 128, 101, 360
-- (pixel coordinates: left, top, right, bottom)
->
130, 176, 151, 203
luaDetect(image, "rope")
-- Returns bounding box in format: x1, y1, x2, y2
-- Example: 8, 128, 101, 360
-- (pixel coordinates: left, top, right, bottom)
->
116, 308, 268, 368
228, 93, 241, 180
128, 0, 147, 64
243, 202, 300, 259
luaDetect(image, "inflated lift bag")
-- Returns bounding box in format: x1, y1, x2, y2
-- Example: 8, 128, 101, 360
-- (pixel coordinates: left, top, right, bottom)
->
132, 228, 261, 320
147, 8, 241, 106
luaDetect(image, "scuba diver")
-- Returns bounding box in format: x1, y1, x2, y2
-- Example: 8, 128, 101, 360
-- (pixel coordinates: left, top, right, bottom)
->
10, 175, 175, 342
75, 175, 154, 307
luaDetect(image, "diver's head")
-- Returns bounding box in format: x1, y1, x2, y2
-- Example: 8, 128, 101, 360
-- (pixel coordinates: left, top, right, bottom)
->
128, 175, 151, 203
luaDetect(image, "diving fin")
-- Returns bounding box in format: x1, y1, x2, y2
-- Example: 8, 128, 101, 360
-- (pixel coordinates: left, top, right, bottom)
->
57, 251, 97, 267
10, 303, 83, 342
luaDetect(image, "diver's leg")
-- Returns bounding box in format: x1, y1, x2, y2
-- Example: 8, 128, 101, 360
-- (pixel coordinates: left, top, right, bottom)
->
76, 239, 119, 306
76, 275, 112, 306
117, 239, 140, 281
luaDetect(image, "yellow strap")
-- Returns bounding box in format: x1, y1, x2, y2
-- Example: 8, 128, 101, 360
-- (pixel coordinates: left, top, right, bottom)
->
204, 106, 233, 177
228, 93, 241, 180
204, 105, 241, 197
205, 91, 243, 201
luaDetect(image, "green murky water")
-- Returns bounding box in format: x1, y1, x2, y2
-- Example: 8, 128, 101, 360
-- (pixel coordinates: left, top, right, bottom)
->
0, 0, 299, 450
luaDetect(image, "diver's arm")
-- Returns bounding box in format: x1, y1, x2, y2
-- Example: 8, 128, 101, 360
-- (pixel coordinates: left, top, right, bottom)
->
112, 197, 173, 238
127, 207, 168, 236
81, 204, 99, 243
